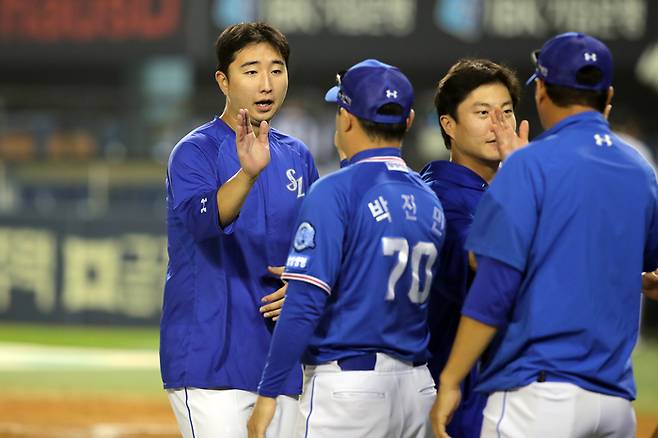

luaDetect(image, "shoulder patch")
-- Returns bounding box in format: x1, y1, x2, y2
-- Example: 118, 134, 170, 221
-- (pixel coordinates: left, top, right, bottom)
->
293, 222, 316, 251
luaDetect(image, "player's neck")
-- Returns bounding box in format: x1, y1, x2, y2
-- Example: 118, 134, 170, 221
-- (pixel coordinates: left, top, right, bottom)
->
220, 109, 262, 138
450, 151, 499, 184
344, 131, 402, 160
540, 104, 600, 131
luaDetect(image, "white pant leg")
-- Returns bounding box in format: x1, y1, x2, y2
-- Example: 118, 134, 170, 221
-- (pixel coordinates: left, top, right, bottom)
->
295, 354, 435, 438
593, 390, 635, 438
272, 393, 300, 438
400, 365, 437, 438
167, 388, 299, 438
481, 382, 636, 438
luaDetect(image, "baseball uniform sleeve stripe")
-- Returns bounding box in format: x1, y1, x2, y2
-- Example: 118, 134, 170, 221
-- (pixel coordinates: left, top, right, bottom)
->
356, 156, 406, 165
281, 273, 332, 295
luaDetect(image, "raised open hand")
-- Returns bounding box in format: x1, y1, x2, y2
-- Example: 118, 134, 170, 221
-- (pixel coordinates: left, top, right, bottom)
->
236, 109, 271, 178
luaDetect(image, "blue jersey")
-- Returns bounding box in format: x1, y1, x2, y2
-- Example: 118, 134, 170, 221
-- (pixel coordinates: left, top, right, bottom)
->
281, 148, 446, 364
161, 117, 318, 394
465, 111, 658, 399
421, 161, 487, 438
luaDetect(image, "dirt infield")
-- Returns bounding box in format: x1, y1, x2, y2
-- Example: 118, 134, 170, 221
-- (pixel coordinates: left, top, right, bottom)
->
0, 392, 656, 438
0, 393, 178, 438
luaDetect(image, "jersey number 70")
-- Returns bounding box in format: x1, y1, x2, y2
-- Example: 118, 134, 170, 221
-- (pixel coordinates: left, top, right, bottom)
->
382, 237, 438, 304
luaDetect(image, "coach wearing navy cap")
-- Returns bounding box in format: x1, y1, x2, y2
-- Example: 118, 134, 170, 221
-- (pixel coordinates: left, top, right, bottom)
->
431, 32, 658, 438
249, 59, 446, 438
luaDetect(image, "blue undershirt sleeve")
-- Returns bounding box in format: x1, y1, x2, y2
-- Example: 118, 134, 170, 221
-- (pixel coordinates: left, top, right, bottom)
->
257, 280, 329, 397
461, 255, 523, 327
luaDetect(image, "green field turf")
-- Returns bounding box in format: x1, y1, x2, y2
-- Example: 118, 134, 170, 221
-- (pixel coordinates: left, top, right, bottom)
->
0, 323, 656, 414
634, 340, 658, 414
0, 369, 164, 395
0, 322, 158, 349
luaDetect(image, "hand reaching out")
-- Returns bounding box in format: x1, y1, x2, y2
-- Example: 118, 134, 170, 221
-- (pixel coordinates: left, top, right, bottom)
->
260, 266, 287, 321
236, 109, 271, 179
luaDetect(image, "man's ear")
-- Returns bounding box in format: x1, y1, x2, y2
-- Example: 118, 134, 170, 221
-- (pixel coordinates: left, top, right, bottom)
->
603, 86, 614, 119
339, 107, 354, 133
440, 114, 456, 143
534, 79, 548, 106
215, 70, 229, 96
405, 109, 416, 132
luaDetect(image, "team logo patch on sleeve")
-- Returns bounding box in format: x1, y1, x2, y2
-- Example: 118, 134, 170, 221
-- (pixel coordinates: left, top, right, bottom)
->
293, 222, 316, 251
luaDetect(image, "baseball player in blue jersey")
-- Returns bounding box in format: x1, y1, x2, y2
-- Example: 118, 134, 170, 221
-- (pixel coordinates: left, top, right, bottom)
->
161, 22, 318, 437
420, 59, 524, 438
431, 32, 658, 438
247, 59, 446, 438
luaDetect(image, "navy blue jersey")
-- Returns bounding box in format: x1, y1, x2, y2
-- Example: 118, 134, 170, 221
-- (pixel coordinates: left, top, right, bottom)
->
281, 148, 446, 364
161, 117, 318, 394
465, 111, 658, 400
421, 161, 488, 438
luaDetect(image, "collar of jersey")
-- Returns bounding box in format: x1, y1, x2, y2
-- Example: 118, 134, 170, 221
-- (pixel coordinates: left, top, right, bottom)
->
421, 160, 488, 191
350, 147, 404, 165
214, 116, 236, 137
534, 110, 607, 143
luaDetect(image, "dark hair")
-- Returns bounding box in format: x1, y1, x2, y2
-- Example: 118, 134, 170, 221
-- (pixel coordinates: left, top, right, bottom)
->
544, 66, 608, 112
215, 22, 290, 76
354, 103, 408, 142
434, 59, 521, 149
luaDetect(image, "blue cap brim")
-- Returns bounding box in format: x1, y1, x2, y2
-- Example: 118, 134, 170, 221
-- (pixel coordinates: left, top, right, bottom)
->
324, 86, 339, 103
525, 72, 538, 86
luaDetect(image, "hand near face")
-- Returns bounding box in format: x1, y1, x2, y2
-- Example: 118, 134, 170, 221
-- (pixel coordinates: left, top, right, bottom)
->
491, 107, 529, 160
237, 108, 271, 178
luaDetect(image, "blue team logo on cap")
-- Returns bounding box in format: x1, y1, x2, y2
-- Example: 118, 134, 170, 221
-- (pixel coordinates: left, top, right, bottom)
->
293, 222, 316, 251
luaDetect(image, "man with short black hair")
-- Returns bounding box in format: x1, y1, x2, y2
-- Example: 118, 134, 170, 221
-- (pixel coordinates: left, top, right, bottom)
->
421, 58, 524, 438
431, 32, 658, 438
248, 59, 445, 438
161, 22, 318, 437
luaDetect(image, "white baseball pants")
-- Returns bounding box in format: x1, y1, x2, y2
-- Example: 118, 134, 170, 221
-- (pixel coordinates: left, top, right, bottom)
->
295, 353, 437, 438
167, 387, 298, 438
481, 381, 635, 438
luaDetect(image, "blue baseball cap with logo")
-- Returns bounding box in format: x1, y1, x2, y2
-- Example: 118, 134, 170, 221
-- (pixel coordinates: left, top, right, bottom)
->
526, 32, 613, 91
324, 59, 413, 124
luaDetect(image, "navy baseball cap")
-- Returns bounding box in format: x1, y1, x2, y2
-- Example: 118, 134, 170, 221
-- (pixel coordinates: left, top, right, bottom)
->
526, 32, 613, 91
324, 59, 413, 124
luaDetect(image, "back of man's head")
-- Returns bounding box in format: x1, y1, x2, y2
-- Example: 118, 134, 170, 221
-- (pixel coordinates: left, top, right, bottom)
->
435, 59, 521, 149
528, 32, 613, 112
325, 59, 414, 143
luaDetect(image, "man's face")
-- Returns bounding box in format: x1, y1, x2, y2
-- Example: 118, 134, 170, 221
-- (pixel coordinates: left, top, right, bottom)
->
218, 42, 288, 126
445, 82, 516, 165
